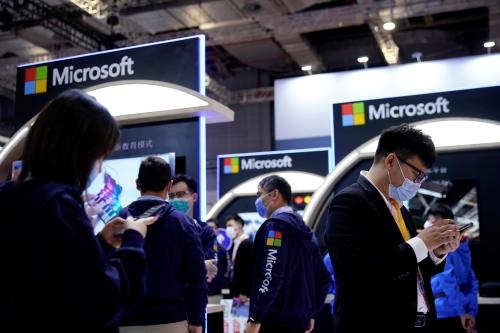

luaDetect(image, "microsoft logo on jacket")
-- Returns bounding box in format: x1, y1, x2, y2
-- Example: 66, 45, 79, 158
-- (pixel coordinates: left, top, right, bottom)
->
224, 157, 239, 174
266, 230, 282, 247
24, 66, 48, 95
341, 102, 365, 126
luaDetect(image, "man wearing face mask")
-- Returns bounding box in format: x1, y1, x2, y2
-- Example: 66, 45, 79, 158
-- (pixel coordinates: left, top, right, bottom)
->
325, 124, 461, 333
245, 175, 331, 333
225, 214, 254, 301
119, 157, 208, 333
171, 174, 218, 282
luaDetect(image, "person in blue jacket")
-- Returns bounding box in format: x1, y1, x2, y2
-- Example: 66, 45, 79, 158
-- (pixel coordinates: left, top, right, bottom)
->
323, 252, 336, 312
207, 217, 229, 303
171, 174, 218, 280
426, 203, 479, 333
245, 175, 331, 333
0, 89, 156, 333
119, 157, 208, 333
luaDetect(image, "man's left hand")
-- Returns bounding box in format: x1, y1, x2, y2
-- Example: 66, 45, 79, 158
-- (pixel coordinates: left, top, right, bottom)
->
244, 322, 261, 333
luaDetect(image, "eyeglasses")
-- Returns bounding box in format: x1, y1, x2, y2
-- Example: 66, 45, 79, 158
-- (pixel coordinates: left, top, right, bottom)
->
396, 155, 429, 184
168, 191, 192, 200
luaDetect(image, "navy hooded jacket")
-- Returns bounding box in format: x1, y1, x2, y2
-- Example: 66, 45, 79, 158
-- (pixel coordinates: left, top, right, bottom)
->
193, 218, 217, 260
249, 208, 331, 329
119, 198, 208, 327
0, 179, 147, 333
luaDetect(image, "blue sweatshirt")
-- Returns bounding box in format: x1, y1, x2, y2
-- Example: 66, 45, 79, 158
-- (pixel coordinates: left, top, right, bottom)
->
431, 240, 479, 318
249, 208, 331, 328
119, 198, 208, 326
0, 179, 147, 333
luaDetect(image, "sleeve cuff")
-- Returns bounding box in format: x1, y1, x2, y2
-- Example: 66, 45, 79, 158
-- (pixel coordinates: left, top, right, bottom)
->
406, 237, 429, 263
121, 229, 145, 248
188, 314, 205, 326
429, 249, 447, 265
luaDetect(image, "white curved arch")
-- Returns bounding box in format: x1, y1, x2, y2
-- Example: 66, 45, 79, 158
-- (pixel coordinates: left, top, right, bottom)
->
303, 117, 500, 229
206, 171, 325, 220
86, 80, 234, 125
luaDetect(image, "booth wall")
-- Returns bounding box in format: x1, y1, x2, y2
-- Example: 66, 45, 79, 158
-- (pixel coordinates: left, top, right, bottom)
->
274, 54, 500, 149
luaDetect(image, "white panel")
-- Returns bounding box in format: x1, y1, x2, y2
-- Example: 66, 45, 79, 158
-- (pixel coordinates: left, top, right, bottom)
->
274, 54, 500, 141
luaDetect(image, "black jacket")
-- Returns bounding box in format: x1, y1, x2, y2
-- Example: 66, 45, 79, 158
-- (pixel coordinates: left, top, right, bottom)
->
119, 199, 207, 326
249, 210, 331, 329
230, 237, 253, 298
325, 176, 444, 333
0, 179, 147, 333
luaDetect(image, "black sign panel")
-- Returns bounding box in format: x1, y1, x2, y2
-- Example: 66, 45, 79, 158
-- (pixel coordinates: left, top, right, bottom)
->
217, 148, 331, 198
15, 37, 201, 128
332, 85, 500, 164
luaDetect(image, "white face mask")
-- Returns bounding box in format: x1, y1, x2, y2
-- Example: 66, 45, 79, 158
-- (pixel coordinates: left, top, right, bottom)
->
226, 226, 237, 240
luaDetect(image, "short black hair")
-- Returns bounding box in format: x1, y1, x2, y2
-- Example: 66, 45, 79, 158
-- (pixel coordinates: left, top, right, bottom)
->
375, 123, 436, 168
258, 175, 292, 203
20, 89, 119, 193
207, 218, 219, 228
137, 156, 172, 192
172, 174, 197, 193
225, 214, 245, 227
428, 203, 454, 220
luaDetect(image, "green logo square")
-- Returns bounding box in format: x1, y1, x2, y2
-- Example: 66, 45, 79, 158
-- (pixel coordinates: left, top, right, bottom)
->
36, 66, 48, 80
353, 102, 364, 114
274, 239, 282, 247
231, 157, 238, 165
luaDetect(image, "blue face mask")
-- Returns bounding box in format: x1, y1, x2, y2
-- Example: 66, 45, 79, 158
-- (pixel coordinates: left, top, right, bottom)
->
255, 191, 272, 218
388, 158, 421, 202
170, 198, 190, 213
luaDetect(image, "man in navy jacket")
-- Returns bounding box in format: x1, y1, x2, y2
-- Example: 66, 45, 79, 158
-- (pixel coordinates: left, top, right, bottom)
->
119, 157, 207, 333
171, 174, 218, 280
245, 175, 331, 333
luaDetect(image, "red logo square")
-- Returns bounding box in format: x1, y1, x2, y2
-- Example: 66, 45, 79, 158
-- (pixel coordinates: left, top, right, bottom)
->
25, 68, 36, 82
341, 104, 353, 116
275, 231, 282, 239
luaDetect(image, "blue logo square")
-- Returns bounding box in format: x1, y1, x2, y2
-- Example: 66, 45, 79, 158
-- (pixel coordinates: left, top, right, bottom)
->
224, 165, 232, 174
342, 115, 353, 126
268, 231, 275, 238
24, 81, 36, 95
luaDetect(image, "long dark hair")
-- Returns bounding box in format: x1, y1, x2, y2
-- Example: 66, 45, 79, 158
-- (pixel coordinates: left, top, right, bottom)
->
20, 89, 120, 193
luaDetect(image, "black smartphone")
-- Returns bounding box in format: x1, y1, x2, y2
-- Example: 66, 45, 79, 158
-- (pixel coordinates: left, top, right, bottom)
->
459, 223, 474, 233
137, 204, 167, 219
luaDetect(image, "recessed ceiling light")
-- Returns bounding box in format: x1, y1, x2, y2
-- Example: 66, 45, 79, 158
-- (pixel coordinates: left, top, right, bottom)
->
357, 56, 369, 63
301, 65, 312, 71
484, 41, 495, 48
383, 22, 396, 31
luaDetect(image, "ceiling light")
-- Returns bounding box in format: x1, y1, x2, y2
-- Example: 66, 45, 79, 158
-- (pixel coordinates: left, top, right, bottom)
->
301, 65, 312, 71
357, 56, 369, 63
484, 41, 495, 48
383, 22, 396, 31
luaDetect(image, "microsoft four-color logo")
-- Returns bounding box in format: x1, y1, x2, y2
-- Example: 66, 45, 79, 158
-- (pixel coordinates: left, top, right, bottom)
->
224, 157, 239, 174
266, 230, 282, 247
24, 66, 48, 95
341, 102, 365, 126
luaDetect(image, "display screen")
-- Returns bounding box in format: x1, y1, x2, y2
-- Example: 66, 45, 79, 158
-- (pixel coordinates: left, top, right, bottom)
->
87, 152, 175, 233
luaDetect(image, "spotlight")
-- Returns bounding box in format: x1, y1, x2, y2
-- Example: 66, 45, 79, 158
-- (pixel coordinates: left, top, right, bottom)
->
383, 22, 396, 31
301, 65, 312, 71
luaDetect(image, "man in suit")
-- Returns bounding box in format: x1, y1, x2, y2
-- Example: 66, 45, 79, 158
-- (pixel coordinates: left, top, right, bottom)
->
326, 124, 461, 333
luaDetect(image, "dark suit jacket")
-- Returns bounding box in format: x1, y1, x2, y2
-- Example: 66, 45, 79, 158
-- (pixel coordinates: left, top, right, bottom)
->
325, 175, 444, 333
